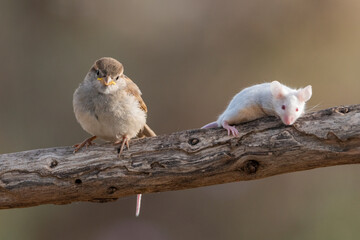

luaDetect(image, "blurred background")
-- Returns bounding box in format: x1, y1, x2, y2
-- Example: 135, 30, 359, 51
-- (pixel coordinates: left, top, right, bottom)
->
0, 0, 359, 239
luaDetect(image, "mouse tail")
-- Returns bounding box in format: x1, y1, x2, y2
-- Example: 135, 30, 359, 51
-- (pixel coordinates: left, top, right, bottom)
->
136, 194, 142, 217
201, 121, 218, 129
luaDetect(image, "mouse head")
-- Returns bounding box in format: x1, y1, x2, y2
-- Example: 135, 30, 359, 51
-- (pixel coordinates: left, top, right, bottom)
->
270, 81, 312, 125
87, 57, 126, 94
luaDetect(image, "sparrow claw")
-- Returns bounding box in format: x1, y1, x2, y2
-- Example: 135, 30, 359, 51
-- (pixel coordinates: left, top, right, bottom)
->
115, 136, 130, 157
126, 140, 130, 150
73, 136, 97, 153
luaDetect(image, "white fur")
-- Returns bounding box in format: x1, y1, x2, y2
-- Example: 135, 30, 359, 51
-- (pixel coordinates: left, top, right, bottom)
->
216, 81, 312, 127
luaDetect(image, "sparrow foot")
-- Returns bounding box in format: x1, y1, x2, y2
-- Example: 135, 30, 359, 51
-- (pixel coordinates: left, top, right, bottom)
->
73, 136, 97, 153
114, 136, 130, 157
222, 121, 239, 137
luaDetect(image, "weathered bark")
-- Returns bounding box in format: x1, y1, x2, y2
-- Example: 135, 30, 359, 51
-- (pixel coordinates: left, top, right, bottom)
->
0, 105, 359, 209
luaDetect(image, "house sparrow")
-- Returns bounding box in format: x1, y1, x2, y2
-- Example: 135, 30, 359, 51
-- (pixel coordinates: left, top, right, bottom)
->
73, 57, 156, 216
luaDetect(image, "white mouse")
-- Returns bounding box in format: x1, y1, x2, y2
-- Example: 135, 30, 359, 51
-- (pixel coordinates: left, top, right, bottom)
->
201, 81, 312, 136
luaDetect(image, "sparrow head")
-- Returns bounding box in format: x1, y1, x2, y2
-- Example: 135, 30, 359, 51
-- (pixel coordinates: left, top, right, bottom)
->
87, 57, 125, 93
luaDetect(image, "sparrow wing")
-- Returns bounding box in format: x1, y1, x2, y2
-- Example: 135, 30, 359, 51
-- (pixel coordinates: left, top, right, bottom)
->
123, 75, 148, 113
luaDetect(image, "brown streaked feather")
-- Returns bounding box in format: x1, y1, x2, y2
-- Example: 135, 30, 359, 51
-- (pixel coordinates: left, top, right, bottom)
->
123, 75, 148, 113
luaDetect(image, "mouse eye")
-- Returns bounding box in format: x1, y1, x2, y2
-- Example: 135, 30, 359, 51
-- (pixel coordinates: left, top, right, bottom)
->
281, 105, 286, 110
296, 108, 299, 112
116, 76, 119, 80
96, 70, 100, 76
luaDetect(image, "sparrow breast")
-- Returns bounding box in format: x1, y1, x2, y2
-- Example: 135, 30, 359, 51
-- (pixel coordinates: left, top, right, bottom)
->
73, 84, 146, 142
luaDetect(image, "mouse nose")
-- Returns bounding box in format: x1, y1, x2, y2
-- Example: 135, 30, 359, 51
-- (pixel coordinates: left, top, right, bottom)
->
284, 116, 294, 125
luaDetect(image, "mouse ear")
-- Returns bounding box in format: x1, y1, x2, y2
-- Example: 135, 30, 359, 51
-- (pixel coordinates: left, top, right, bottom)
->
270, 81, 285, 99
297, 85, 312, 102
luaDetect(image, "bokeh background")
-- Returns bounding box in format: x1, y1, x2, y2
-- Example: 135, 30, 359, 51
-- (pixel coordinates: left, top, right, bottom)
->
0, 0, 360, 239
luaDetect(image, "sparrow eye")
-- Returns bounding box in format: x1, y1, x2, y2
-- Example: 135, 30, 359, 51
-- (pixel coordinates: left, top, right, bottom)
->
296, 108, 299, 112
282, 105, 286, 110
116, 76, 119, 80
96, 70, 100, 76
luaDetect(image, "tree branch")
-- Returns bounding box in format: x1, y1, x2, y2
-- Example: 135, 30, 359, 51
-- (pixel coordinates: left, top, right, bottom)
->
1, 105, 359, 209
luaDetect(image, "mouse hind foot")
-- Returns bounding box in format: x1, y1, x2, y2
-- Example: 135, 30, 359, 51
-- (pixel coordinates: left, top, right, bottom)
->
222, 121, 239, 137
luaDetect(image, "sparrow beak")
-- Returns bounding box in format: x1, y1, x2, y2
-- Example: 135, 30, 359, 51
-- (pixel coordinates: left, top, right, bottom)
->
97, 76, 116, 86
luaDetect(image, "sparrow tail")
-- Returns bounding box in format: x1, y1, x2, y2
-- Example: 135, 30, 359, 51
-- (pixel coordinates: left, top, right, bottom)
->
142, 124, 156, 137
137, 124, 156, 138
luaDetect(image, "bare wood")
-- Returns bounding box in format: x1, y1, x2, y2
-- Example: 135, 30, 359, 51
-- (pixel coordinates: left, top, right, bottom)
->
0, 105, 359, 209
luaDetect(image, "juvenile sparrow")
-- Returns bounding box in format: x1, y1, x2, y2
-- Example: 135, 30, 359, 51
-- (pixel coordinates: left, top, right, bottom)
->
73, 57, 156, 216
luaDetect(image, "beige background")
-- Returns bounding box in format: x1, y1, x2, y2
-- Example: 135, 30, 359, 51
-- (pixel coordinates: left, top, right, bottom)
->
0, 1, 359, 239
